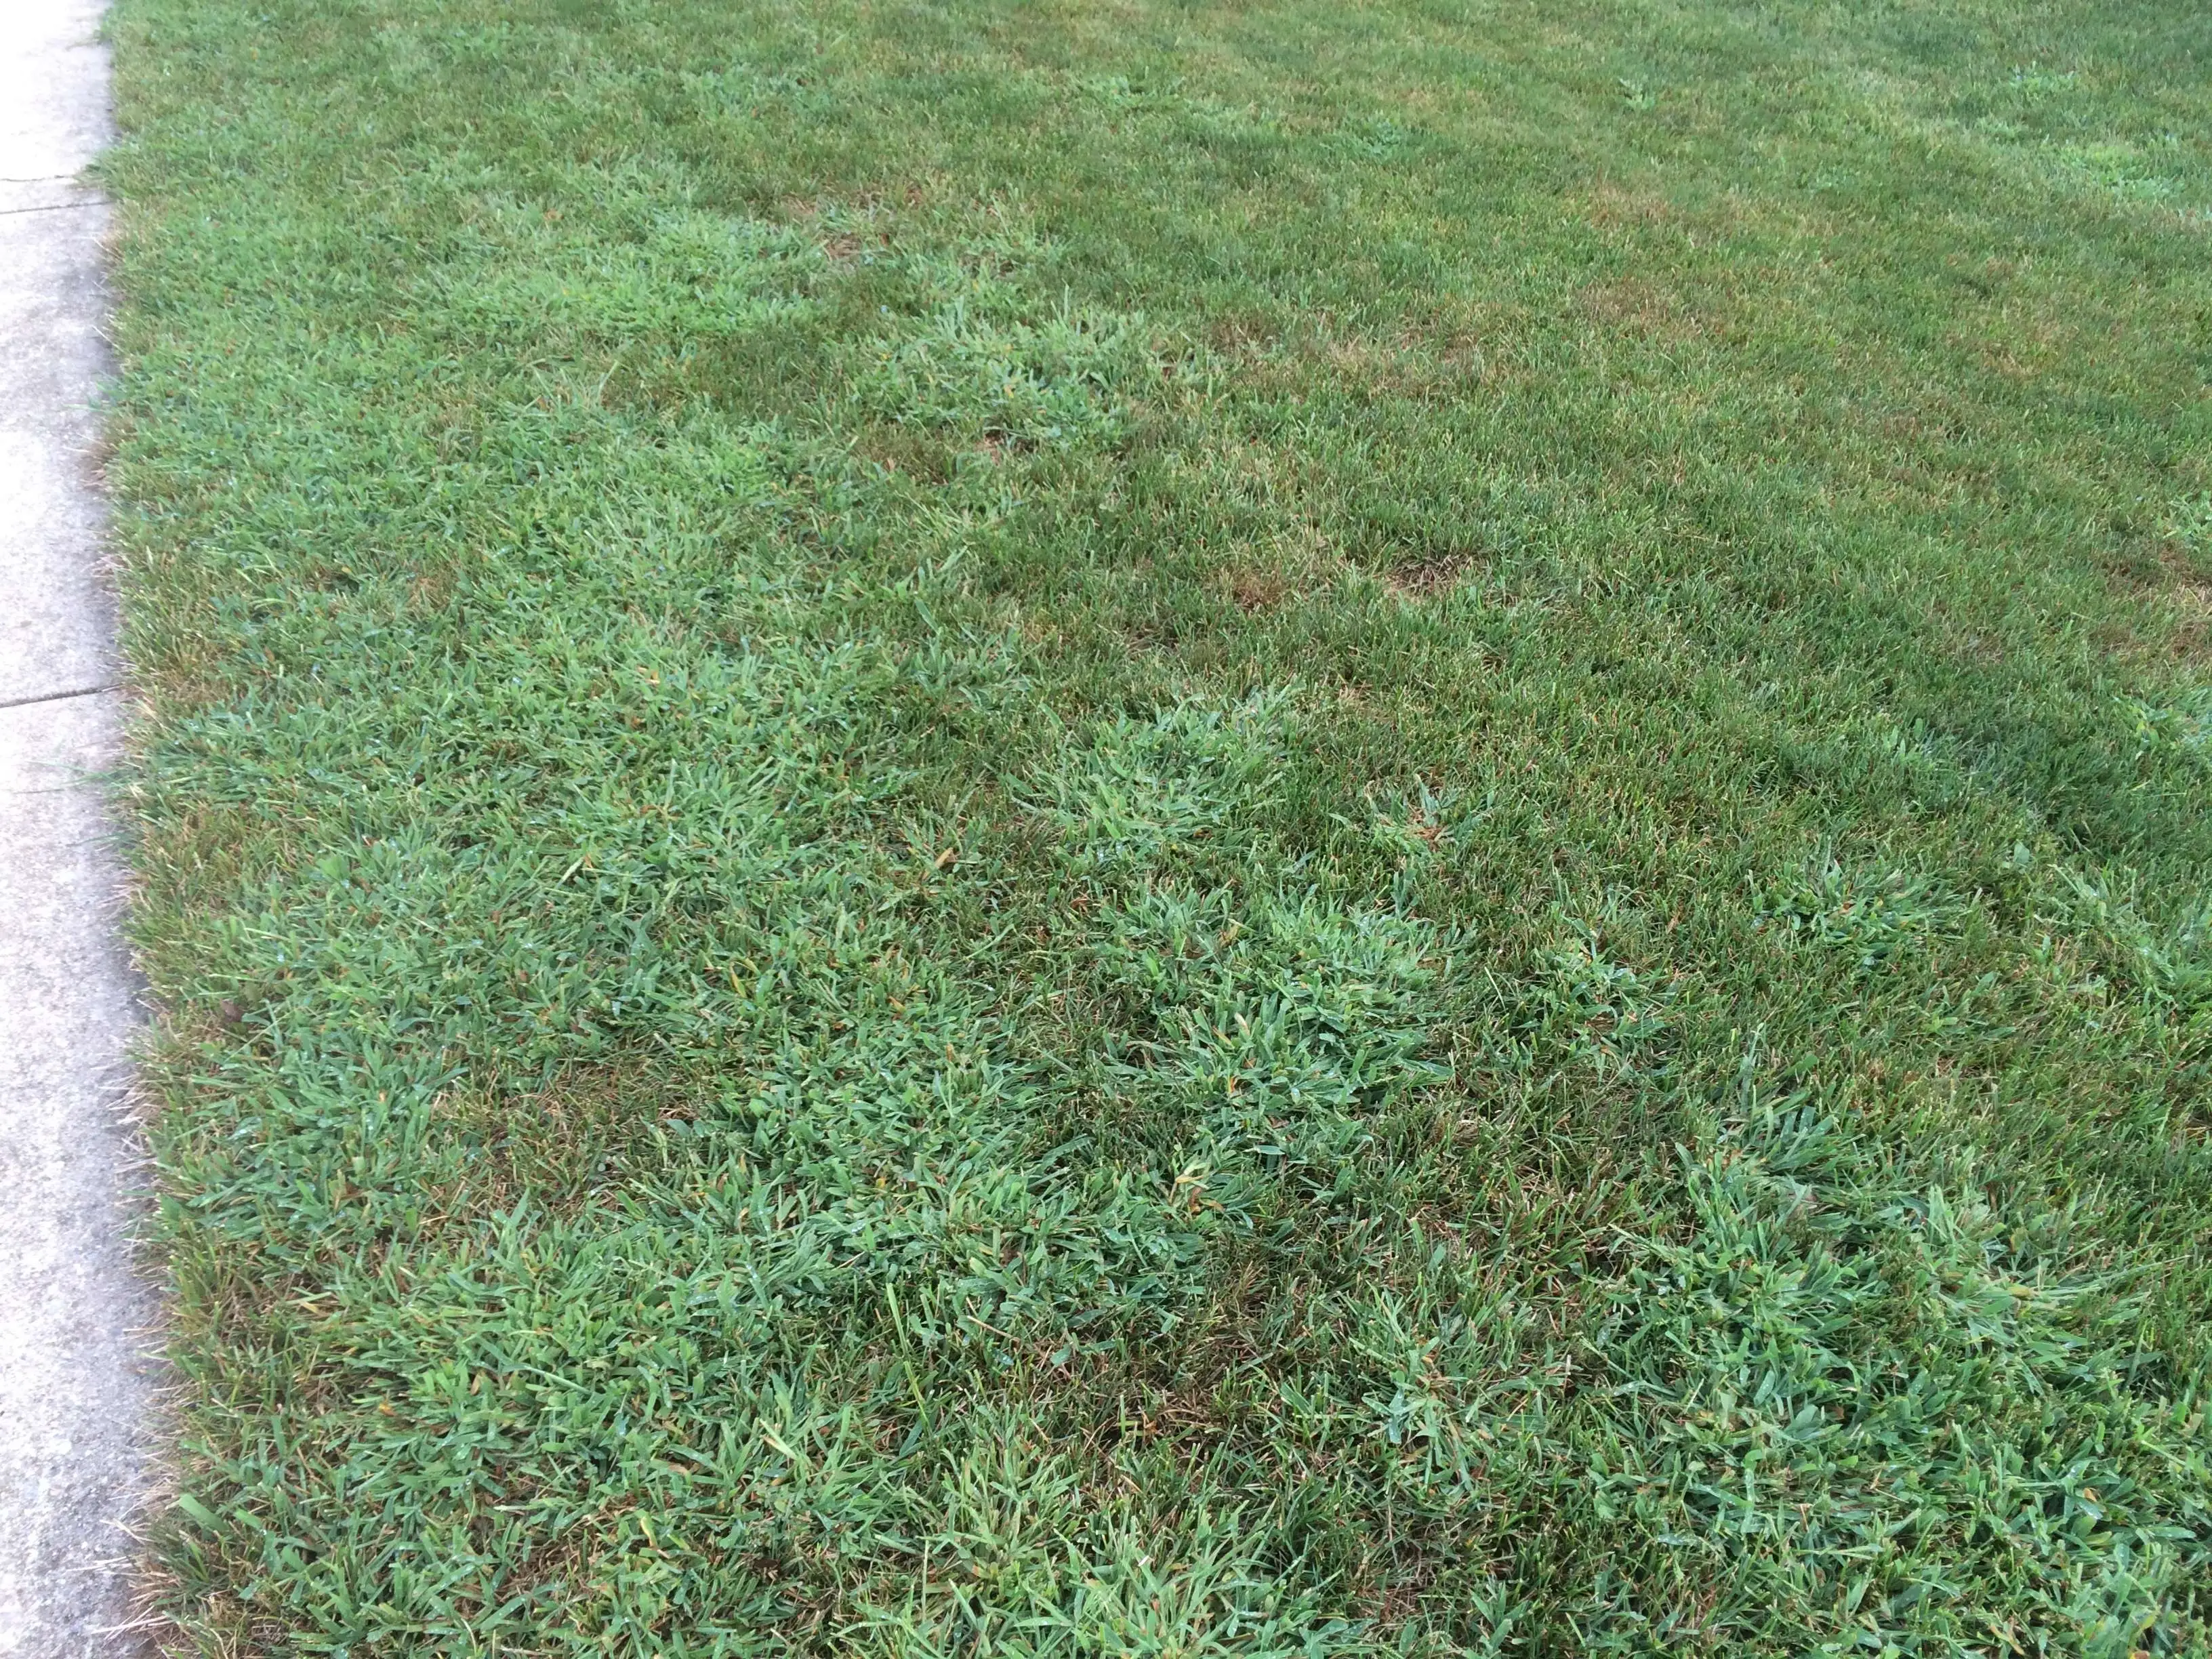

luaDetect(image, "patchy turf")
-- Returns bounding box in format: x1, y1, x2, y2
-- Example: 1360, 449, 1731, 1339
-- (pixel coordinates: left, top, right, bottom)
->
104, 0, 2212, 1650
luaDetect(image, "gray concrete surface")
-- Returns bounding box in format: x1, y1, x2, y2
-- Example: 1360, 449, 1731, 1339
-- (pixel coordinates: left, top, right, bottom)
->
0, 1, 157, 1654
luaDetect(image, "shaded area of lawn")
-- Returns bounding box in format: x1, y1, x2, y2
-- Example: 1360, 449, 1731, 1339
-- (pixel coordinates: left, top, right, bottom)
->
108, 0, 2212, 1650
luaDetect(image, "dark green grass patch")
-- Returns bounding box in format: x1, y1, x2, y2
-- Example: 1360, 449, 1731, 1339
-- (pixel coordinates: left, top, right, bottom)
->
106, 0, 2212, 1651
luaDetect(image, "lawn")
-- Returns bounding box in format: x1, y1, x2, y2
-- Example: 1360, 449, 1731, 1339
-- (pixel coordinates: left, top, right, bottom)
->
103, 0, 2212, 1650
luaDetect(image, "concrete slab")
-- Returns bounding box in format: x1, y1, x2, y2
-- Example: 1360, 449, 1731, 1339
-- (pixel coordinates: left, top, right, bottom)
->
0, 0, 157, 1654
0, 419, 119, 705
0, 0, 110, 190
0, 697, 150, 1659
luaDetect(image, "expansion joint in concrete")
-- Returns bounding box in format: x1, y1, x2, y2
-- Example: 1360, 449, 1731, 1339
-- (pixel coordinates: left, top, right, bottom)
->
0, 197, 112, 216
0, 684, 119, 712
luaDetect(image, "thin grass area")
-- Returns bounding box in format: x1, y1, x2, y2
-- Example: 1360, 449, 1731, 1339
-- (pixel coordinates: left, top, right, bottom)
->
104, 0, 2212, 1652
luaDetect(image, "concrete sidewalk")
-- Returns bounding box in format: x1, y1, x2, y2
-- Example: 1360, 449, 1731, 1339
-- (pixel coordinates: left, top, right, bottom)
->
0, 1, 156, 1654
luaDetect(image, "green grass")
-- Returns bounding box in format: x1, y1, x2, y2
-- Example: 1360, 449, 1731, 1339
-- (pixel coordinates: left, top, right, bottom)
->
102, 0, 2212, 1650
